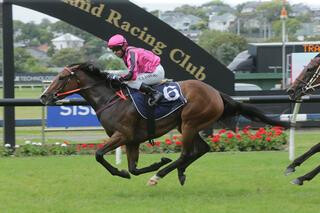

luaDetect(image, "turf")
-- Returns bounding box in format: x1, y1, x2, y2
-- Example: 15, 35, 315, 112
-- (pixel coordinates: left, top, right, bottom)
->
0, 133, 320, 213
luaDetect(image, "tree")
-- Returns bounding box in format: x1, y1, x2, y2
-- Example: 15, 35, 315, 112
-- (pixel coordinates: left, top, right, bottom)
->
97, 58, 126, 70
51, 21, 92, 41
14, 21, 41, 46
216, 43, 240, 65
255, 0, 292, 40
197, 30, 247, 65
14, 47, 48, 72
256, 0, 292, 23
83, 37, 106, 61
51, 48, 85, 67
233, 3, 246, 35
14, 20, 54, 46
174, 5, 208, 21
272, 18, 301, 38
304, 35, 320, 41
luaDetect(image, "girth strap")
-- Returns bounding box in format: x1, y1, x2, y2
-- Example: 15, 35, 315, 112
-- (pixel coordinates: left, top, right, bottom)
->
145, 95, 156, 145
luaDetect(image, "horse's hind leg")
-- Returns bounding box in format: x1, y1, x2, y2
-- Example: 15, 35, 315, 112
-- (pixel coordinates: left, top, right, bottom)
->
285, 143, 320, 175
177, 133, 210, 185
126, 144, 172, 176
147, 127, 202, 186
291, 165, 320, 186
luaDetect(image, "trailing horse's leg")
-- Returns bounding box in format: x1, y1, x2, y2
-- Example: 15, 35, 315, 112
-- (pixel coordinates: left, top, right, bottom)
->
285, 143, 320, 175
95, 131, 130, 179
147, 127, 197, 186
177, 133, 210, 185
126, 143, 172, 176
291, 165, 320, 186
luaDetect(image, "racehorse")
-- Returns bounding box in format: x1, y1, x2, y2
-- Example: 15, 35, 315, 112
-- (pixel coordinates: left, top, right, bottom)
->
285, 56, 320, 185
40, 62, 290, 186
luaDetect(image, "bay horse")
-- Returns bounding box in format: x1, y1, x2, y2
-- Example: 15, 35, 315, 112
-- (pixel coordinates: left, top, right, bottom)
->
40, 62, 290, 186
285, 55, 320, 185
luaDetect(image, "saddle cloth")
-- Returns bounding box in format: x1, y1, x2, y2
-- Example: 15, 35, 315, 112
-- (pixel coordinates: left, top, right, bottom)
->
127, 82, 187, 120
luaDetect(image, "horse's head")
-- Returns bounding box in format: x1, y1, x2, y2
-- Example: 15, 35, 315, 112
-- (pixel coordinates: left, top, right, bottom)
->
40, 62, 105, 105
287, 57, 320, 101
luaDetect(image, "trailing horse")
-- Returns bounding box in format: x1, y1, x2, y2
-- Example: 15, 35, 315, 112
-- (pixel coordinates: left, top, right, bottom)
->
285, 56, 320, 185
40, 62, 290, 186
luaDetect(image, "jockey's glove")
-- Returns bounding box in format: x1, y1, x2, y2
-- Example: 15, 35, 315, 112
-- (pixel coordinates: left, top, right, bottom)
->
109, 74, 122, 82
121, 71, 133, 81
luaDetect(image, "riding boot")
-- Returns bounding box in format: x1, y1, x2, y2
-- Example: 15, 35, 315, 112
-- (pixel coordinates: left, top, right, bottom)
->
139, 83, 163, 106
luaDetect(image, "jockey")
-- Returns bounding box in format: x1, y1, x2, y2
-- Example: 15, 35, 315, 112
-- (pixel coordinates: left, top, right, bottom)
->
107, 34, 164, 106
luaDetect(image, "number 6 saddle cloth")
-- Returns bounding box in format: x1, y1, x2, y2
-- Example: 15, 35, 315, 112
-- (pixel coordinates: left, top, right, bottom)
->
126, 82, 187, 120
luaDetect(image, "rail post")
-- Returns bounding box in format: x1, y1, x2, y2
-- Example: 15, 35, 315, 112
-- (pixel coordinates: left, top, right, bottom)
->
289, 102, 301, 161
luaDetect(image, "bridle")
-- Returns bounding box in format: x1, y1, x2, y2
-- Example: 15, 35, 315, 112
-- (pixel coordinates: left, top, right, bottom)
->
298, 64, 320, 94
54, 66, 105, 97
55, 66, 80, 97
52, 66, 127, 115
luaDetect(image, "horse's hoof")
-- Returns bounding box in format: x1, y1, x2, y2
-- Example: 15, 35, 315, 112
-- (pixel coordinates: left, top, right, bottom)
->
120, 169, 131, 179
147, 179, 158, 186
147, 175, 161, 186
161, 157, 172, 164
291, 178, 303, 186
284, 167, 295, 176
178, 174, 186, 186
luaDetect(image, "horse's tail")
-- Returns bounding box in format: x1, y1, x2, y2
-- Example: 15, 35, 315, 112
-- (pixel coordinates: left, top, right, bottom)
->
219, 92, 291, 128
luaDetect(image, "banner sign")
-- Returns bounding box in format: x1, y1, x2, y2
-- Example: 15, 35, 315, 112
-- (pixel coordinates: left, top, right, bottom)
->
47, 94, 101, 128
0, 73, 56, 84
7, 0, 234, 94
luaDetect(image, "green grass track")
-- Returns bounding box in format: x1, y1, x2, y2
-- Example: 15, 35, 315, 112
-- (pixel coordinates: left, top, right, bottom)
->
0, 134, 320, 213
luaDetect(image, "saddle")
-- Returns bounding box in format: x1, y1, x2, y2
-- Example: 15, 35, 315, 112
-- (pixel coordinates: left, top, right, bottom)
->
126, 81, 187, 120
127, 81, 186, 143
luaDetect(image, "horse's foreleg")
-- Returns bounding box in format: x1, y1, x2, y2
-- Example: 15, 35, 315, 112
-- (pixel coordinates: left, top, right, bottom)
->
126, 144, 172, 176
291, 165, 320, 186
95, 131, 130, 179
285, 143, 320, 176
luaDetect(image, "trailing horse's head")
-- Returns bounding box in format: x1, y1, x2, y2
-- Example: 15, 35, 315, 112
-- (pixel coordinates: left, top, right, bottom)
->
287, 57, 320, 101
40, 62, 105, 105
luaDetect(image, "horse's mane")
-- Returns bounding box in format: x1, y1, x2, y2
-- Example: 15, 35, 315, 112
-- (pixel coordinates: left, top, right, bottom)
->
67, 62, 107, 78
306, 57, 320, 73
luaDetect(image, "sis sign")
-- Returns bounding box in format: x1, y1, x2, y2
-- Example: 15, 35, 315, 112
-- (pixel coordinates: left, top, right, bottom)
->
46, 94, 101, 128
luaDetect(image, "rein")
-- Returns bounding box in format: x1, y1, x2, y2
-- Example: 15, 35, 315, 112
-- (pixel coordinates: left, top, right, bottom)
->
56, 80, 106, 97
95, 89, 128, 116
302, 64, 320, 92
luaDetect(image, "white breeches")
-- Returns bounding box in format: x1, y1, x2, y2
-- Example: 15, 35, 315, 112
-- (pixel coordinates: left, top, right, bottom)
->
126, 65, 165, 89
